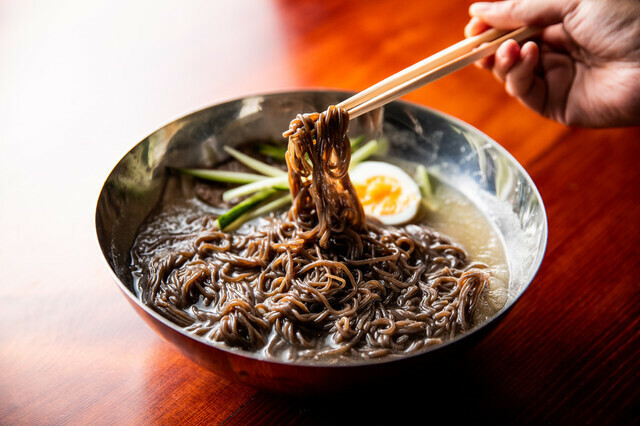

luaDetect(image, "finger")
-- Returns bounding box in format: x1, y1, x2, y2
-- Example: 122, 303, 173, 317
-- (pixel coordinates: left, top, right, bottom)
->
493, 39, 521, 83
504, 42, 549, 116
540, 24, 571, 52
464, 17, 491, 37
505, 41, 540, 98
465, 17, 494, 69
475, 55, 494, 70
469, 0, 575, 29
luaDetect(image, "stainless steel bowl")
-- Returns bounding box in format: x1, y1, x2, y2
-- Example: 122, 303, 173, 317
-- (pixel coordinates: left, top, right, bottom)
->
96, 90, 547, 393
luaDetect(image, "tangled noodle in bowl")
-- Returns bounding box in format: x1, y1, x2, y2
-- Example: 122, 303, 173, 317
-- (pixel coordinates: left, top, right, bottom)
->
132, 105, 495, 362
97, 91, 547, 391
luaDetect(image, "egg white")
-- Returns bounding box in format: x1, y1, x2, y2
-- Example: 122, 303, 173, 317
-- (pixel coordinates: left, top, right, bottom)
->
349, 161, 421, 225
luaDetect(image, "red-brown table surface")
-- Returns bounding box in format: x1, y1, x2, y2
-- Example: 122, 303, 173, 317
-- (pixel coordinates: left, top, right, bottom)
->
1, 1, 638, 424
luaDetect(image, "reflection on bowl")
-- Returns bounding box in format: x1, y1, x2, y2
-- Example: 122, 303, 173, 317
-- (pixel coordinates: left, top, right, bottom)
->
96, 90, 547, 393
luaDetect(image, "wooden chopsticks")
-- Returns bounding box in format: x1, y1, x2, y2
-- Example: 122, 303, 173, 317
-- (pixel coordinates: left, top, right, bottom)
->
338, 26, 541, 119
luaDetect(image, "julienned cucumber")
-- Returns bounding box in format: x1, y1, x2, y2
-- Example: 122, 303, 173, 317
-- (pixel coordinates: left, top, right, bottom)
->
255, 144, 287, 160
223, 146, 287, 177
415, 165, 433, 199
175, 168, 268, 184
350, 139, 380, 167
224, 139, 380, 201
185, 138, 381, 231
349, 135, 366, 150
222, 175, 289, 201
223, 193, 292, 232
415, 164, 439, 211
216, 189, 277, 230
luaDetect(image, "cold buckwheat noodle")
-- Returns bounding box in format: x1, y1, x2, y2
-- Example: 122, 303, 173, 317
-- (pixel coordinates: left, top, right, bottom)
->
131, 106, 491, 362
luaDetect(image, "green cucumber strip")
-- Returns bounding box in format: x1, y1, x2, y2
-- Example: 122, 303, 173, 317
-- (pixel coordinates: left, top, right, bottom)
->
255, 143, 287, 160
175, 168, 268, 184
224, 146, 286, 177
415, 165, 433, 199
224, 193, 292, 232
250, 193, 292, 217
349, 135, 366, 150
350, 140, 380, 168
415, 165, 439, 210
215, 189, 276, 230
222, 175, 289, 201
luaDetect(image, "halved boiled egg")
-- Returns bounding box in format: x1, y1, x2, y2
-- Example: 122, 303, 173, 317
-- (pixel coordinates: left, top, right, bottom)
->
349, 161, 421, 225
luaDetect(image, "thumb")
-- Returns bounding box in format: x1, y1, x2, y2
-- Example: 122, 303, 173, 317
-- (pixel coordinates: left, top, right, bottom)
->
469, 0, 576, 29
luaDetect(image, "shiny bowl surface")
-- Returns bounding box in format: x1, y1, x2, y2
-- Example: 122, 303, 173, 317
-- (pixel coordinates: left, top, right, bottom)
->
96, 90, 547, 394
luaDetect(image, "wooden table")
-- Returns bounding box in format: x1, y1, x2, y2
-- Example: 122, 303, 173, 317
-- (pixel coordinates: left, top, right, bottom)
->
1, 0, 638, 424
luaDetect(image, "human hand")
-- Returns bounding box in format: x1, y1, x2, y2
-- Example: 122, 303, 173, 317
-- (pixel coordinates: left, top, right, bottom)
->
465, 0, 640, 127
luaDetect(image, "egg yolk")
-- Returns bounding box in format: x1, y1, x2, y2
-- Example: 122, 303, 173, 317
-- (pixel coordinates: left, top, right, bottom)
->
354, 175, 415, 216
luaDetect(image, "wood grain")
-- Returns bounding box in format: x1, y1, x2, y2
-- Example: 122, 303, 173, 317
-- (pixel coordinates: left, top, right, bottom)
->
1, 0, 637, 424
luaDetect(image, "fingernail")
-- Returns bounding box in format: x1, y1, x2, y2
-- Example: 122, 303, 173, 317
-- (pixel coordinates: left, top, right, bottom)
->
469, 2, 492, 15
